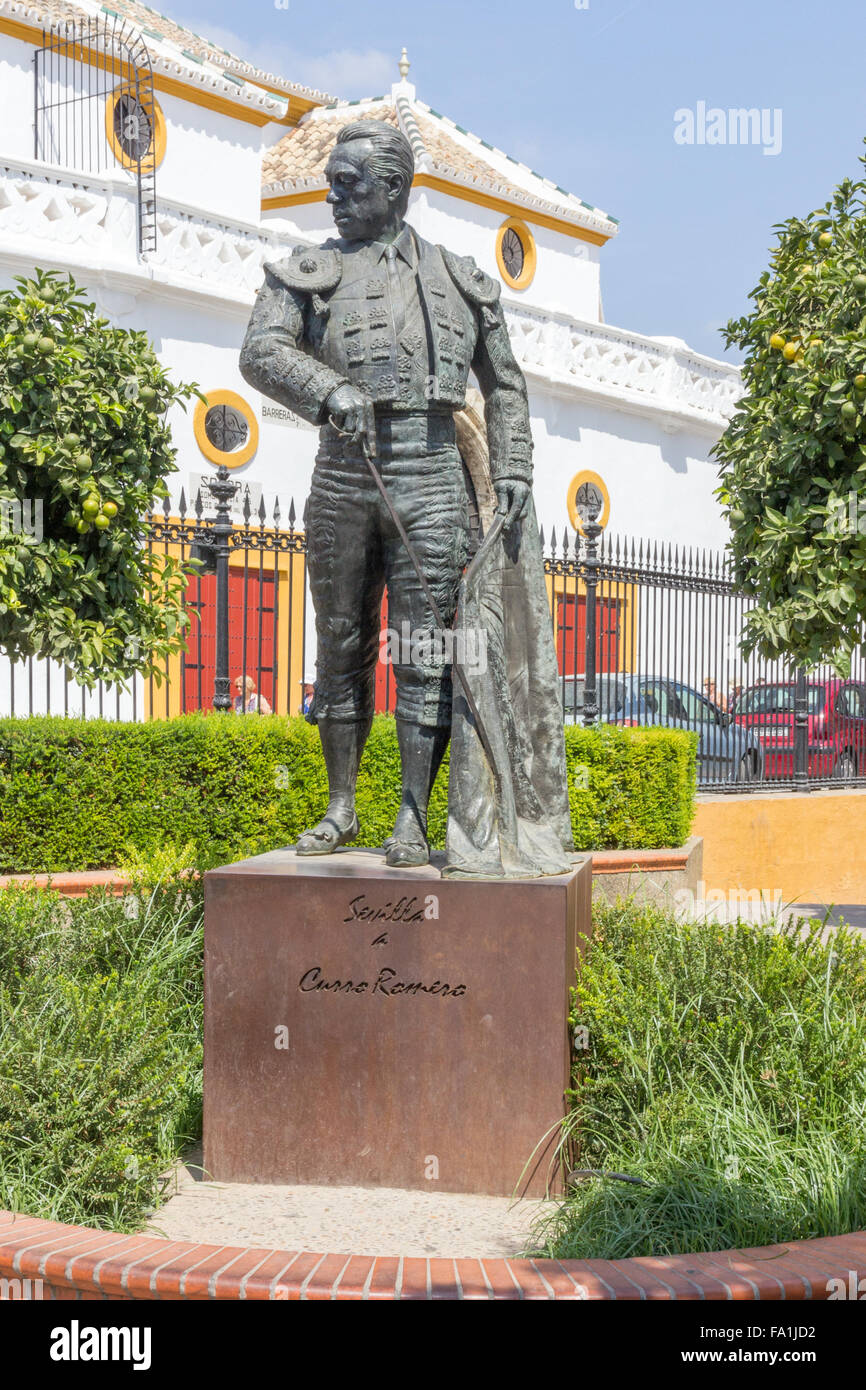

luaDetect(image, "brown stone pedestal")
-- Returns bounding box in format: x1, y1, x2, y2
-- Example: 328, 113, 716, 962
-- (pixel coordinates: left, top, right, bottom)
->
203, 850, 592, 1198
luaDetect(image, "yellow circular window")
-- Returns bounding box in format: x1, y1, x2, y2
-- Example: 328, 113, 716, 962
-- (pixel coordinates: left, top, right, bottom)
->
567, 470, 610, 535
106, 85, 166, 171
496, 217, 537, 291
194, 390, 259, 469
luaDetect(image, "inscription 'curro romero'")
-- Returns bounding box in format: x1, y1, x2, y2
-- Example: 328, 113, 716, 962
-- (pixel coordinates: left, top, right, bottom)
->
298, 966, 466, 998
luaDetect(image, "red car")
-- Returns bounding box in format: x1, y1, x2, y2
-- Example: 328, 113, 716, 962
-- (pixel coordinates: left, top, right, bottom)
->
730, 679, 866, 779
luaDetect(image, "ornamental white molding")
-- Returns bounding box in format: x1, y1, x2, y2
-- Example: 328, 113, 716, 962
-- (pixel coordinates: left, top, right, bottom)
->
0, 158, 289, 308
0, 160, 138, 252
262, 173, 329, 199
504, 302, 741, 432
149, 205, 286, 299
394, 93, 433, 173
0, 158, 741, 431
425, 160, 618, 239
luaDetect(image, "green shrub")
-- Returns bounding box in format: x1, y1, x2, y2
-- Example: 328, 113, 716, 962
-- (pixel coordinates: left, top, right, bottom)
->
564, 723, 695, 850
0, 714, 695, 872
531, 900, 866, 1258
0, 270, 198, 684
0, 878, 202, 1230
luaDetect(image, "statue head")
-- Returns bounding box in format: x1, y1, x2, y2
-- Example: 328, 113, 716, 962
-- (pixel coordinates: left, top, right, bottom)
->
324, 120, 415, 241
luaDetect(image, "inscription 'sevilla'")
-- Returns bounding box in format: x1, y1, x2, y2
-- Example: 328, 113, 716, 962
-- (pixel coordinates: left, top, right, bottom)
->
343, 893, 439, 923
298, 966, 466, 998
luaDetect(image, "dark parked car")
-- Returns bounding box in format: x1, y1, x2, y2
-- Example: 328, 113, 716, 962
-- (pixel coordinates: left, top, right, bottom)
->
562, 673, 764, 784
730, 679, 866, 779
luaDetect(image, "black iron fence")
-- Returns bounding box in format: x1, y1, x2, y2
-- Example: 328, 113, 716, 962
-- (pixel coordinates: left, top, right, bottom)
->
545, 515, 866, 790
3, 466, 865, 794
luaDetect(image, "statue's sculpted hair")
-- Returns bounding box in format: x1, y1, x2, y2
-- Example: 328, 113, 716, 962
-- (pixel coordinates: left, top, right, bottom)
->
334, 120, 415, 213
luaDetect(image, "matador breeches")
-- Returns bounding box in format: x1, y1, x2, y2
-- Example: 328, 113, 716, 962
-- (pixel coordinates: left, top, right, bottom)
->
304, 412, 471, 728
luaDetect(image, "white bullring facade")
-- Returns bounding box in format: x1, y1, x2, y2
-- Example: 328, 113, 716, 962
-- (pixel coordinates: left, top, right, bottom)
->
0, 0, 741, 715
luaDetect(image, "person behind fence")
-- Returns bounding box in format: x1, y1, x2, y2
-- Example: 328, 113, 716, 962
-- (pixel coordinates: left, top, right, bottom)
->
233, 675, 272, 715
703, 677, 727, 712
299, 674, 315, 717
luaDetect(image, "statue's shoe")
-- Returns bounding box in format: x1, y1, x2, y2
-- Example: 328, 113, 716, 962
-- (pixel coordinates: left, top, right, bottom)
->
295, 812, 359, 856
385, 836, 430, 869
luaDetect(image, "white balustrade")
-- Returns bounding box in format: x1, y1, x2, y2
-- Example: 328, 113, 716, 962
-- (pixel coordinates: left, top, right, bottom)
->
0, 157, 741, 429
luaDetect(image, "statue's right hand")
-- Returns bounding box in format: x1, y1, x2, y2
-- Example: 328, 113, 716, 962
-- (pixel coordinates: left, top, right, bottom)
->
326, 384, 377, 457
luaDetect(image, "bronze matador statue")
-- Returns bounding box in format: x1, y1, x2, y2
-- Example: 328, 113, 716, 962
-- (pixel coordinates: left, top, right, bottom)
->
240, 119, 573, 877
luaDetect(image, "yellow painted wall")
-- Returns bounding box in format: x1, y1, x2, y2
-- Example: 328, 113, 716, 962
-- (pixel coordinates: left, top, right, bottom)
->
144, 527, 307, 719
693, 790, 866, 905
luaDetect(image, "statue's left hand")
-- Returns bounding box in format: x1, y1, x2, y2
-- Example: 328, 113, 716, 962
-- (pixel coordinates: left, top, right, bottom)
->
494, 480, 531, 534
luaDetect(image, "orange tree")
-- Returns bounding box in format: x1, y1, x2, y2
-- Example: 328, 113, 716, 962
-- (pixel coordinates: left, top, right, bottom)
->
715, 147, 866, 672
0, 270, 199, 686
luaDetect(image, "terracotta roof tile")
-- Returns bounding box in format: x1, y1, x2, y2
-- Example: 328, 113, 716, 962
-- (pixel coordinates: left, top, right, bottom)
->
102, 0, 333, 101
3, 0, 333, 104
412, 111, 549, 207
262, 94, 617, 236
262, 105, 398, 187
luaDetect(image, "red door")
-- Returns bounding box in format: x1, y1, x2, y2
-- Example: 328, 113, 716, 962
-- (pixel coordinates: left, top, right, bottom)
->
557, 594, 620, 676
375, 589, 397, 714
183, 570, 277, 711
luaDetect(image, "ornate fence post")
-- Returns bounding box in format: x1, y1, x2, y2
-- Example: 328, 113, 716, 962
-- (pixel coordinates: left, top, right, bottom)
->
209, 465, 238, 712
577, 485, 606, 728
793, 666, 809, 791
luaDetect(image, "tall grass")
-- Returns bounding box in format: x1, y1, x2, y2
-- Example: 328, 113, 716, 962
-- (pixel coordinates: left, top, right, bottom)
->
0, 866, 203, 1232
532, 901, 866, 1259
4, 870, 865, 1255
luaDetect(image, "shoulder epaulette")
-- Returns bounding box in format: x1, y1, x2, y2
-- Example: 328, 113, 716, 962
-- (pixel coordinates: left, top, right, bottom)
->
265, 245, 342, 296
439, 247, 501, 308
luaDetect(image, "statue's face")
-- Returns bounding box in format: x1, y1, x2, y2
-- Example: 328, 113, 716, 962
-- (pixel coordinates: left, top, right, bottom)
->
325, 139, 399, 241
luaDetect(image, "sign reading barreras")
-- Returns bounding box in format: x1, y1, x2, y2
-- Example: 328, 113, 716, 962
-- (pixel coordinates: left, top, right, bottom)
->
240, 118, 573, 878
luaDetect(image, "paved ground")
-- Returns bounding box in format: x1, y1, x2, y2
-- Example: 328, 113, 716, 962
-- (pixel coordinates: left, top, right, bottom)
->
144, 1146, 553, 1259
676, 900, 866, 929
794, 904, 866, 930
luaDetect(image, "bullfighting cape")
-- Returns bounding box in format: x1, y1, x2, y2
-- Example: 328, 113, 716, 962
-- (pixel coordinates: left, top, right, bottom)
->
444, 396, 574, 878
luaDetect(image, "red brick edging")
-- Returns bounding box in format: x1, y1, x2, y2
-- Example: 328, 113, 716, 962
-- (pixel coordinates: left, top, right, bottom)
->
1, 1211, 863, 1301
590, 846, 691, 875
0, 869, 132, 897
0, 848, 692, 898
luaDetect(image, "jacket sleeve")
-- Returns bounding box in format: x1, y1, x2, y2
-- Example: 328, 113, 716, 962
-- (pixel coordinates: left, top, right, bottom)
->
470, 298, 534, 486
239, 265, 347, 425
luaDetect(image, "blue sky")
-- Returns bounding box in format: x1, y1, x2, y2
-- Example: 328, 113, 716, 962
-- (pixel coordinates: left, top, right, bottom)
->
174, 0, 866, 362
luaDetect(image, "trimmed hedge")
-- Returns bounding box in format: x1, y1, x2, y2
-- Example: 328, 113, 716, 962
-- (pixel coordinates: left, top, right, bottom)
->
0, 714, 696, 873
